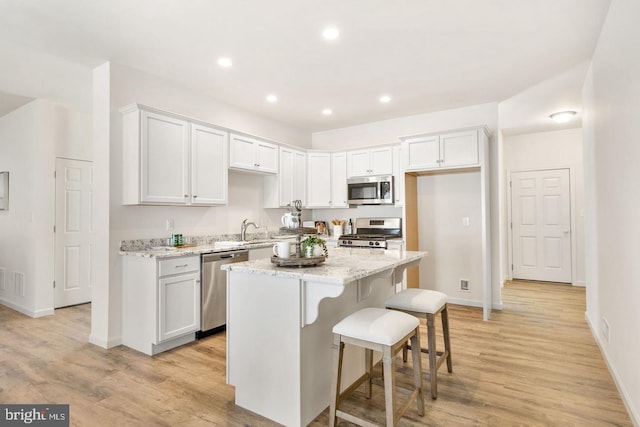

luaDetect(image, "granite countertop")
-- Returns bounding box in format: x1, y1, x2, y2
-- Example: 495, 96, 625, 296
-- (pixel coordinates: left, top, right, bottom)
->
119, 236, 296, 259
222, 247, 427, 285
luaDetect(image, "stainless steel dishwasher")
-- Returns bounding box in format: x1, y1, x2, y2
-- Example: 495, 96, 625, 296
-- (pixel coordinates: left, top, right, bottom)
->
197, 250, 249, 339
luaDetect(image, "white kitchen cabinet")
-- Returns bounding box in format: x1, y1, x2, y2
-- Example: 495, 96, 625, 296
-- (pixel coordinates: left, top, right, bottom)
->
306, 152, 332, 207
190, 124, 228, 205
346, 146, 393, 178
392, 145, 405, 207
122, 254, 201, 356
229, 133, 278, 174
331, 152, 349, 208
121, 104, 228, 206
264, 147, 306, 208
307, 151, 349, 208
403, 129, 479, 172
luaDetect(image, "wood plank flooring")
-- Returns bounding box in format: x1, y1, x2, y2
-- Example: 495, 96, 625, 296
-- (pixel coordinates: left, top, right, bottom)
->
0, 281, 632, 426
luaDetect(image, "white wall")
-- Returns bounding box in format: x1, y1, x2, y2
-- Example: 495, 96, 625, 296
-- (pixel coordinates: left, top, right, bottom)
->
417, 172, 483, 304
312, 102, 500, 308
0, 99, 92, 317
0, 39, 92, 113
503, 128, 585, 285
583, 0, 640, 423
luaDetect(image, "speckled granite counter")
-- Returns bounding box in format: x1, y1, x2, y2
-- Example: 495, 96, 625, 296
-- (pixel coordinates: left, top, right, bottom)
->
119, 236, 296, 258
222, 247, 426, 285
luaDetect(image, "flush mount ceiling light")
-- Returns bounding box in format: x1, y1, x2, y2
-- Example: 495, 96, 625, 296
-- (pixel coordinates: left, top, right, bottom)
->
217, 57, 233, 68
379, 95, 391, 104
322, 108, 333, 116
322, 26, 340, 41
266, 94, 278, 103
549, 111, 576, 123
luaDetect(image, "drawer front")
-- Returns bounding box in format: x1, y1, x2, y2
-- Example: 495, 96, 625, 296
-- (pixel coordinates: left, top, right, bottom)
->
158, 255, 200, 277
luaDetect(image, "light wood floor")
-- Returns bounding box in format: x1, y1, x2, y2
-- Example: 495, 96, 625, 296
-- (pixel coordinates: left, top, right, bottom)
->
0, 281, 632, 426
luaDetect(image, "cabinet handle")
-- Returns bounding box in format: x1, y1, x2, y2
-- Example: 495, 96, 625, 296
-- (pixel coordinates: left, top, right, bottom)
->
175, 264, 188, 268
184, 194, 189, 198
193, 195, 198, 198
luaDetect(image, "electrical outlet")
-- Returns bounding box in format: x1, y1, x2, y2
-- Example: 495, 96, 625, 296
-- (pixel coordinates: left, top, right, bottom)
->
602, 318, 610, 343
166, 219, 174, 230
462, 217, 470, 226
0, 268, 5, 291
460, 279, 470, 292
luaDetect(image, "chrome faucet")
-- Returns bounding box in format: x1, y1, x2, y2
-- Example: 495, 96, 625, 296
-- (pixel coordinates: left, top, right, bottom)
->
241, 219, 259, 241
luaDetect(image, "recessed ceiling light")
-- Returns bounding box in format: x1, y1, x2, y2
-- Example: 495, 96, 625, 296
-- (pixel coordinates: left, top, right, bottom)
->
322, 27, 340, 41
217, 57, 233, 68
322, 108, 333, 116
379, 95, 391, 103
266, 94, 278, 103
549, 111, 576, 123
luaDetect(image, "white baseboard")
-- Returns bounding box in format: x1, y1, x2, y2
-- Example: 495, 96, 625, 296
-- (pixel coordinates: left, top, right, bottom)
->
585, 312, 640, 426
0, 298, 53, 318
89, 334, 122, 349
572, 281, 586, 287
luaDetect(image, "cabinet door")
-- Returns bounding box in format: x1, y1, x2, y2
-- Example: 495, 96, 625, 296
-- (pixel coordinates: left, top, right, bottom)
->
256, 141, 278, 174
404, 136, 440, 171
140, 111, 190, 204
158, 271, 200, 342
347, 149, 371, 177
191, 124, 228, 205
307, 153, 332, 207
292, 150, 307, 205
331, 152, 348, 207
229, 134, 258, 170
440, 130, 479, 168
392, 145, 404, 207
278, 148, 294, 206
370, 146, 393, 175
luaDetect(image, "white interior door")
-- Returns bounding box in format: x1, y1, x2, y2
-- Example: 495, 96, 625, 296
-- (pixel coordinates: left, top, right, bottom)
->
55, 158, 93, 308
511, 169, 571, 283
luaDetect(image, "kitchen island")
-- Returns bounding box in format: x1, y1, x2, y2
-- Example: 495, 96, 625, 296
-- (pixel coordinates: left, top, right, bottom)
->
223, 247, 427, 426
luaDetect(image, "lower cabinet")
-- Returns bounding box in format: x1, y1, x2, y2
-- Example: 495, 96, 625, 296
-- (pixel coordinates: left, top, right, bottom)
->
122, 254, 201, 355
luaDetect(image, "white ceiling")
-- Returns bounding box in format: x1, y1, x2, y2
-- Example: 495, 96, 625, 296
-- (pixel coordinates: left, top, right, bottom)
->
0, 0, 611, 133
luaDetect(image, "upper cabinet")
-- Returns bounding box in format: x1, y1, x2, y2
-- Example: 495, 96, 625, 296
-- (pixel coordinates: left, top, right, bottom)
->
306, 152, 332, 208
191, 124, 228, 205
330, 152, 349, 208
229, 133, 278, 174
346, 146, 393, 178
392, 145, 405, 207
264, 146, 306, 208
121, 104, 228, 206
402, 129, 480, 172
306, 151, 349, 208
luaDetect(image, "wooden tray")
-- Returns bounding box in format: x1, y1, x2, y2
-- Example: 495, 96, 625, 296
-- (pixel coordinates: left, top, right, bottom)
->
271, 255, 326, 268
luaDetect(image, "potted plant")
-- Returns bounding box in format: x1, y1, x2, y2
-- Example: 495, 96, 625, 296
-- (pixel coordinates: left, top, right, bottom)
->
300, 235, 328, 258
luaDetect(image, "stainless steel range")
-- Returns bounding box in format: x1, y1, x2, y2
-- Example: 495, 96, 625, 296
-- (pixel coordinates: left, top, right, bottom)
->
339, 217, 402, 249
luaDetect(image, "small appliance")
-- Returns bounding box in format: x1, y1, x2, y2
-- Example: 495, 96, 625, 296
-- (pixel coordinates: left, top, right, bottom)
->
347, 175, 394, 205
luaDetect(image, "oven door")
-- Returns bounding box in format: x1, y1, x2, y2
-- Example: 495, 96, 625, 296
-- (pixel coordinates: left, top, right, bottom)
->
347, 176, 394, 205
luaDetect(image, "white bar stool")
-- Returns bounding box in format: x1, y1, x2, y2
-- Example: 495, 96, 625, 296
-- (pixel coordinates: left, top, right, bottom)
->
329, 307, 425, 427
385, 289, 452, 399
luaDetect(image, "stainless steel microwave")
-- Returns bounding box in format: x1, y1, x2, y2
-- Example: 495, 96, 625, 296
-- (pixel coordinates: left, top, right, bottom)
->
347, 175, 394, 205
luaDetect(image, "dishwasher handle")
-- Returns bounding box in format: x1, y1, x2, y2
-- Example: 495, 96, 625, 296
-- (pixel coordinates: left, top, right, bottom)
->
202, 250, 249, 263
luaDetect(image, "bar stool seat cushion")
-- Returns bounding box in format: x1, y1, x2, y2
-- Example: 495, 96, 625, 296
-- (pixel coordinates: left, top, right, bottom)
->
385, 289, 447, 314
332, 308, 419, 346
